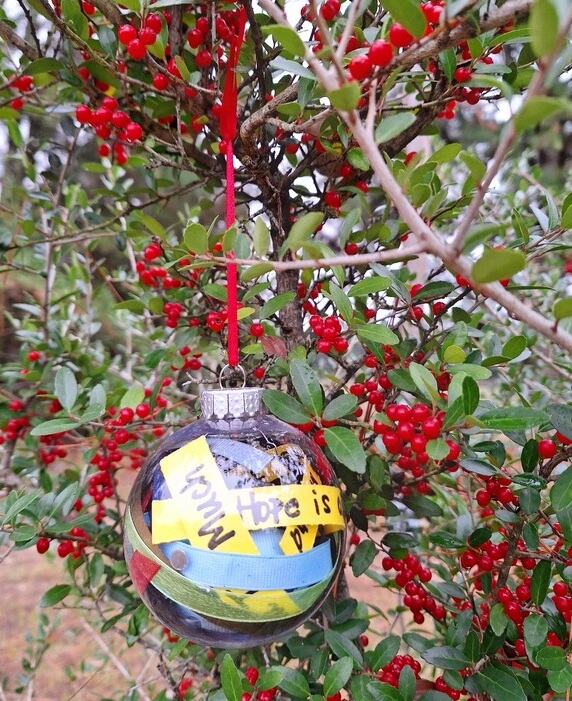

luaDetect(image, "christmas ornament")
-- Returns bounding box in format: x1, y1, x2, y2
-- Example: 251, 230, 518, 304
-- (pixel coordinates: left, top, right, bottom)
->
124, 386, 345, 647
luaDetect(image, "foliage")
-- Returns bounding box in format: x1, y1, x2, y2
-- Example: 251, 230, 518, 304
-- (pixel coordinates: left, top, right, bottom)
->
1, 0, 572, 700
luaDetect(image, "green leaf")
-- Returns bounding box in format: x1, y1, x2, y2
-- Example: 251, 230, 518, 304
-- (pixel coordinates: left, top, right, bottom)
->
324, 427, 367, 474
263, 390, 311, 424
409, 362, 439, 401
351, 540, 377, 576
284, 212, 324, 252
260, 291, 296, 319
289, 359, 323, 416
547, 404, 572, 440
184, 222, 208, 254
523, 613, 547, 649
402, 494, 443, 517
120, 385, 145, 409
323, 657, 353, 697
501, 336, 527, 359
327, 283, 353, 323
55, 366, 78, 411
421, 646, 468, 671
276, 667, 311, 699
553, 298, 572, 320
347, 147, 370, 171
325, 630, 363, 666
556, 504, 572, 542
367, 681, 403, 701
1, 491, 41, 526
375, 112, 417, 145
323, 394, 358, 421
398, 666, 416, 701
349, 277, 391, 297
462, 376, 479, 415
356, 324, 399, 346
40, 584, 71, 608
30, 419, 80, 437
475, 664, 526, 701
459, 458, 497, 476
262, 25, 306, 57
253, 218, 270, 256
370, 636, 401, 672
551, 466, 572, 512
514, 96, 565, 132
220, 654, 242, 701
412, 281, 454, 301
377, 0, 427, 37
489, 603, 508, 636
479, 407, 548, 431
530, 559, 551, 606
535, 646, 566, 671
530, 0, 559, 57
329, 82, 361, 111
24, 57, 62, 75
471, 247, 526, 284
270, 57, 315, 80
426, 438, 449, 461
547, 664, 572, 693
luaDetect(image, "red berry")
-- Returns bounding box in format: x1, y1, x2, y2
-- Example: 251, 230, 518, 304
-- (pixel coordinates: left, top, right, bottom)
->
389, 23, 414, 48
454, 67, 472, 83
36, 537, 50, 554
250, 323, 265, 338
152, 73, 170, 90
369, 40, 394, 67
187, 28, 203, 48
82, 0, 95, 14
348, 54, 372, 81
538, 438, 557, 459
127, 38, 147, 61
325, 191, 342, 209
196, 50, 212, 69
359, 634, 369, 647
145, 13, 163, 33
136, 403, 151, 419
124, 121, 143, 142
475, 489, 490, 507
75, 104, 92, 124
28, 350, 41, 362
98, 143, 111, 158
320, 0, 341, 21
111, 110, 130, 129
245, 667, 259, 686
118, 24, 137, 46
139, 27, 157, 46
57, 541, 74, 558
254, 367, 265, 380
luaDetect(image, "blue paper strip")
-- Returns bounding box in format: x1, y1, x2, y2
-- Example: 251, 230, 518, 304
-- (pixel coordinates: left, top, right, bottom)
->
160, 537, 333, 591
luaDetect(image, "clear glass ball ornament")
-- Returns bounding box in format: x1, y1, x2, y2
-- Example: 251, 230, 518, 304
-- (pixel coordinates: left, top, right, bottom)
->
124, 387, 346, 648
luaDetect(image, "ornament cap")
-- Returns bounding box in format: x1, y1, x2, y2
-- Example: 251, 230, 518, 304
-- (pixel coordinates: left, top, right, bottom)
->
200, 387, 266, 420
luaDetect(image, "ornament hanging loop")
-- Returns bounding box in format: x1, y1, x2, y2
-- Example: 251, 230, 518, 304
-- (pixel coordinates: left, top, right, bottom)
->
219, 363, 246, 389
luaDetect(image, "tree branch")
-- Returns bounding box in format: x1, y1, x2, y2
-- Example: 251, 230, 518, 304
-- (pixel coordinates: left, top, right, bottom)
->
258, 0, 572, 355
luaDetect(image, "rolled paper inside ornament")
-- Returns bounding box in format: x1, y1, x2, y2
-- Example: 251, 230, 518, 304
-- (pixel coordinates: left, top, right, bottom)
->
159, 537, 333, 590
208, 437, 273, 475
151, 483, 344, 545
126, 505, 336, 622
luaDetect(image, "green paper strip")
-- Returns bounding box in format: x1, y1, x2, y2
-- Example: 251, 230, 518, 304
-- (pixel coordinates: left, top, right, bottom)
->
125, 506, 334, 622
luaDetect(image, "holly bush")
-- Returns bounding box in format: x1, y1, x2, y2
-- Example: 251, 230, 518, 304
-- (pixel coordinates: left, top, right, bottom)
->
2, 0, 572, 699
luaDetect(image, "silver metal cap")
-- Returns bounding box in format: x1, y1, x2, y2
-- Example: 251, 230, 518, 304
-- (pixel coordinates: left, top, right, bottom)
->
199, 387, 266, 420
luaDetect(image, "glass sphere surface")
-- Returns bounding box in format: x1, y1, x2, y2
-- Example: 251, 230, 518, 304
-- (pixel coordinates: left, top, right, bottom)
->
124, 388, 345, 648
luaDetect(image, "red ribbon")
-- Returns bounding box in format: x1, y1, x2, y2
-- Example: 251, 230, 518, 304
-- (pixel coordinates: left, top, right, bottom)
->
221, 6, 247, 369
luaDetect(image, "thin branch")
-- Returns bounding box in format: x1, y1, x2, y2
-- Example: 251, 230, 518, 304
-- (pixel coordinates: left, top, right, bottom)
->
450, 6, 572, 254
193, 244, 422, 271
258, 0, 572, 355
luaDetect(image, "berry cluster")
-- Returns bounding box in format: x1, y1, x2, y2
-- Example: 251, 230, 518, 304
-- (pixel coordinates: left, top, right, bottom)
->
376, 654, 421, 687
310, 314, 349, 355
76, 97, 143, 165
375, 403, 460, 493
381, 553, 445, 624
9, 73, 34, 111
